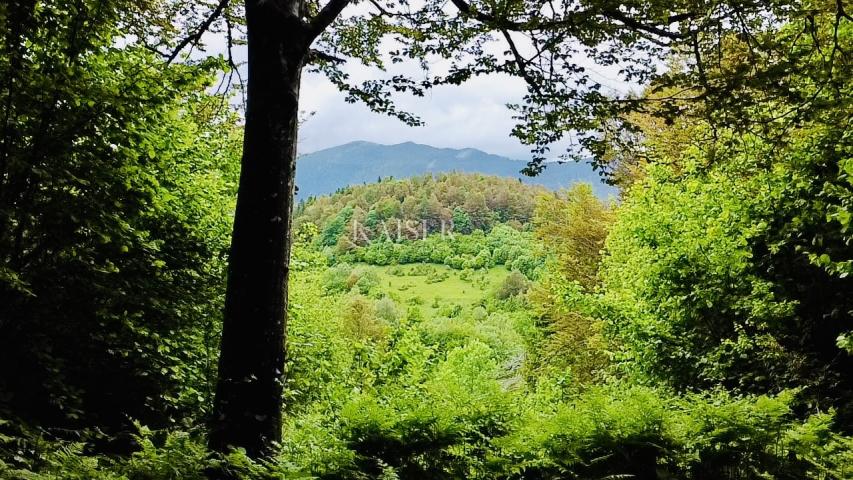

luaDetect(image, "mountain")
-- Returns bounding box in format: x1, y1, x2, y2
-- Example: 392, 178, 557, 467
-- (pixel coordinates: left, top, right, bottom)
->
295, 141, 615, 200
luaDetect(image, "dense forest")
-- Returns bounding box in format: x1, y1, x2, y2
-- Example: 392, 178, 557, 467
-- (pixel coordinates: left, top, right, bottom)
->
1, 0, 851, 479
296, 174, 546, 235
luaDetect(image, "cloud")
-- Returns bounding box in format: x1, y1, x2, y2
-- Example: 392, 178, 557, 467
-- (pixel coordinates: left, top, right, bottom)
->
298, 70, 535, 158
296, 43, 637, 160
201, 25, 638, 161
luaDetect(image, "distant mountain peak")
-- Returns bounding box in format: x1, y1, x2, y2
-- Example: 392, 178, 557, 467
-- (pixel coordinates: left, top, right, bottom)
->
295, 141, 615, 200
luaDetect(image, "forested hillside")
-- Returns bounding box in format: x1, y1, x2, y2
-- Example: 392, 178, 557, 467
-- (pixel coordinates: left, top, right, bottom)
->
1, 0, 852, 479
296, 173, 546, 236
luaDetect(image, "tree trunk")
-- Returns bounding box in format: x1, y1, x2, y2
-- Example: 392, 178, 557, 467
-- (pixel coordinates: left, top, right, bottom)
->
209, 0, 308, 458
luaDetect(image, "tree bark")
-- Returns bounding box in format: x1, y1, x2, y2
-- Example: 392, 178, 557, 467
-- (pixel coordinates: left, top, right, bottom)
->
209, 0, 308, 458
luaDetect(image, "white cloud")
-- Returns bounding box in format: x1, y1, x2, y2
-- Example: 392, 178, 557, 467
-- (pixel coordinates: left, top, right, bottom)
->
201, 19, 640, 161
295, 36, 639, 160
298, 70, 536, 158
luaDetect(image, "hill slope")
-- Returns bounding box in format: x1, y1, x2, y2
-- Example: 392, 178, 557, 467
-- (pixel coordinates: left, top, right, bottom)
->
295, 172, 548, 242
295, 141, 615, 199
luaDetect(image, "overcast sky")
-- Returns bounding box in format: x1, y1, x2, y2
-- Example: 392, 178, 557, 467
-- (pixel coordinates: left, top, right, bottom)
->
297, 70, 535, 158
297, 63, 634, 159
207, 26, 636, 160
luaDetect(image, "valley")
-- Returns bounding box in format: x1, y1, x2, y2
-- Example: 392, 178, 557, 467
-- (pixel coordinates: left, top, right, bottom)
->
2, 2, 851, 476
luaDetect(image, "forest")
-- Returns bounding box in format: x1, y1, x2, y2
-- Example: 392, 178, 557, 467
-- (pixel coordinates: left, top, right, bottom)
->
0, 0, 851, 479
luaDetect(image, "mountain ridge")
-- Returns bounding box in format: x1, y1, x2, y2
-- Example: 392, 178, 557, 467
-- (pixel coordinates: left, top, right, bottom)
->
295, 141, 615, 200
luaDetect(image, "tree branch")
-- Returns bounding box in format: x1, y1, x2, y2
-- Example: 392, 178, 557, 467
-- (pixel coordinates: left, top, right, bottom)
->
367, 0, 417, 20
225, 11, 246, 109
501, 29, 542, 95
166, 0, 230, 64
307, 0, 352, 40
837, 0, 853, 22
449, 0, 692, 40
600, 10, 686, 40
450, 0, 497, 25
307, 48, 346, 64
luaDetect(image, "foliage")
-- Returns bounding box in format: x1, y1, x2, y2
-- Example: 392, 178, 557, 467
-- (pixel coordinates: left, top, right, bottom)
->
498, 385, 853, 480
601, 131, 853, 417
296, 173, 547, 248
525, 183, 614, 383
0, 419, 306, 479
341, 295, 387, 342
527, 271, 609, 385
494, 271, 530, 300
276, 252, 853, 480
2, 0, 851, 476
375, 297, 402, 325
534, 184, 614, 289
0, 0, 240, 431
320, 205, 355, 247
339, 225, 543, 278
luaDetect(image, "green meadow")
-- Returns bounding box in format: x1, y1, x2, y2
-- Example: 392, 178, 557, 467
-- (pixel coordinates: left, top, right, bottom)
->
370, 263, 510, 311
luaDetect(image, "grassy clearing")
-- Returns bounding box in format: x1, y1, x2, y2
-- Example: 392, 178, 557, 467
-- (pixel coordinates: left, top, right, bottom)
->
364, 263, 509, 312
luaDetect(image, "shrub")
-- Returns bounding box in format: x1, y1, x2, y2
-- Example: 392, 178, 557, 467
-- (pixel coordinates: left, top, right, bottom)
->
341, 296, 387, 342
354, 269, 380, 295
375, 297, 402, 325
495, 271, 530, 300
425, 270, 450, 284
323, 263, 354, 293
438, 303, 463, 318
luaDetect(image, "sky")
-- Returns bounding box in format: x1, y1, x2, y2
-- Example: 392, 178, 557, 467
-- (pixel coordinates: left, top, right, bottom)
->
299, 62, 641, 161
204, 18, 637, 161
296, 57, 635, 159
298, 71, 534, 158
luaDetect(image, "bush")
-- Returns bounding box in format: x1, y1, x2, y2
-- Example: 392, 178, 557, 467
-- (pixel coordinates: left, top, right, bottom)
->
354, 269, 380, 295
341, 296, 387, 342
425, 270, 450, 284
0, 421, 299, 480
331, 342, 509, 479
375, 297, 402, 325
495, 271, 530, 300
498, 385, 853, 480
323, 263, 354, 293
438, 303, 463, 318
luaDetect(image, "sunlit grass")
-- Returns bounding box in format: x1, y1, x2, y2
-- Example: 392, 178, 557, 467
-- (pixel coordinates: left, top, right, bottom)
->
364, 263, 509, 312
